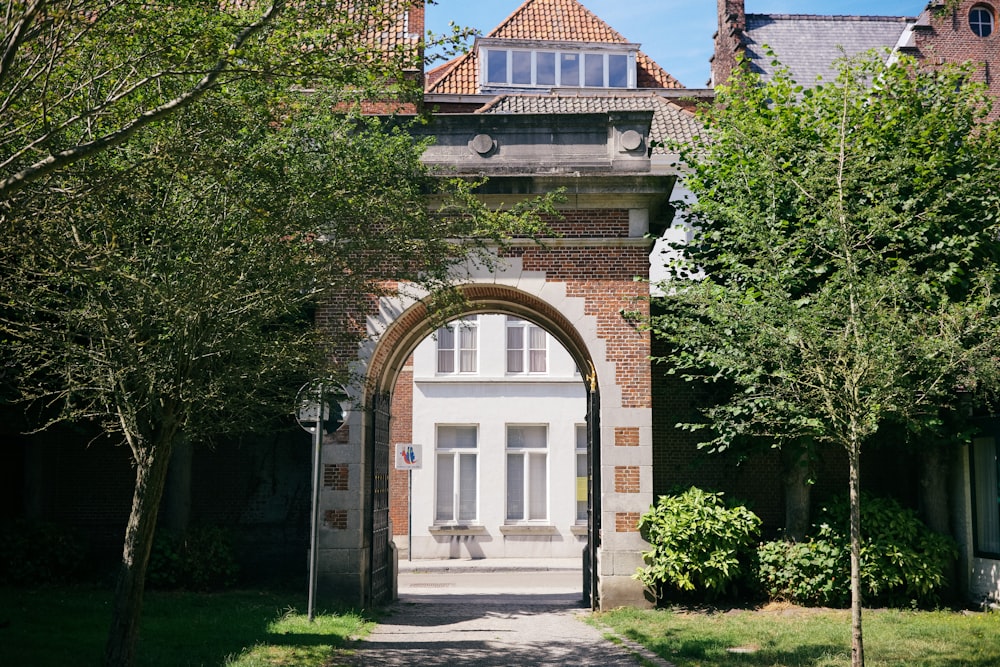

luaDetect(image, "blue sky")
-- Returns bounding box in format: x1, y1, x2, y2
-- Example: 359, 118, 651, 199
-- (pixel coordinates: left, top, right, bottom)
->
426, 1, 925, 88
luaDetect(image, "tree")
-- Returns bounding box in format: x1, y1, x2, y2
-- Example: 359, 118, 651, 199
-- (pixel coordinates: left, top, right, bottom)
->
0, 0, 427, 200
1, 5, 555, 665
652, 54, 1000, 666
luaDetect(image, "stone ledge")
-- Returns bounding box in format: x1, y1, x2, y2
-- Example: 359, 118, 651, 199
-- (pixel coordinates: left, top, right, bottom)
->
499, 525, 560, 536
428, 525, 489, 536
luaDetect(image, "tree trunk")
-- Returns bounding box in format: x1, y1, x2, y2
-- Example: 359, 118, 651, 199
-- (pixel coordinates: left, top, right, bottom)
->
849, 438, 865, 667
782, 443, 813, 541
104, 435, 175, 667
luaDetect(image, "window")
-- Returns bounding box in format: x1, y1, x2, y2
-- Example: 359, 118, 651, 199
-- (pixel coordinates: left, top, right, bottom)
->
436, 318, 477, 374
506, 425, 548, 521
506, 316, 547, 374
576, 424, 588, 523
970, 5, 995, 37
436, 425, 478, 523
971, 436, 1000, 556
480, 46, 634, 89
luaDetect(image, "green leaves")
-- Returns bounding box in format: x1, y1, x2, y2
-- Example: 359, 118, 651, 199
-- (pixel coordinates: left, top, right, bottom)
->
653, 52, 1000, 454
635, 487, 762, 602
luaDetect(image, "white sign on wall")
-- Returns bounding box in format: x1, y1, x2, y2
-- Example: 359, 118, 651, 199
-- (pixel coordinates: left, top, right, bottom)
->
394, 443, 422, 470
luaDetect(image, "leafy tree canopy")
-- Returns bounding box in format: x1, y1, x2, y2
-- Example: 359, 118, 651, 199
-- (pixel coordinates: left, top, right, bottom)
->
654, 53, 1000, 455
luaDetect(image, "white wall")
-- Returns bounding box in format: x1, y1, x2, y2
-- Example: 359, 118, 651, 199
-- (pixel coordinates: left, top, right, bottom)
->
398, 314, 589, 559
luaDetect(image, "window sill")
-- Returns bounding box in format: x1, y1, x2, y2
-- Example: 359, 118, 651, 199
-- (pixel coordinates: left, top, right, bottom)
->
499, 524, 560, 536
570, 525, 588, 536
429, 525, 488, 536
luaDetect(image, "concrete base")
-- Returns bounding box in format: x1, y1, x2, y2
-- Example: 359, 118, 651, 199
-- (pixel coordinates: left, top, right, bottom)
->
598, 574, 653, 610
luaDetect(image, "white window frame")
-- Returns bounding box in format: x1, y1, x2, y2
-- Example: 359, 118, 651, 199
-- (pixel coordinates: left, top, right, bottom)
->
506, 424, 549, 522
436, 317, 478, 375
435, 425, 478, 524
506, 316, 547, 374
970, 5, 995, 37
480, 44, 636, 90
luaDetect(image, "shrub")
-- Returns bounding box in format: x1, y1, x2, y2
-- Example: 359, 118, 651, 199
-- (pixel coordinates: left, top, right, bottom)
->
147, 525, 239, 590
0, 520, 89, 585
635, 486, 762, 603
758, 494, 958, 608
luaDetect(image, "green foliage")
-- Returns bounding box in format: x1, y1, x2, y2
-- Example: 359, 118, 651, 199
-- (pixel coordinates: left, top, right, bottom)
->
0, 520, 88, 585
147, 526, 239, 591
653, 53, 1000, 455
758, 495, 958, 608
635, 487, 762, 602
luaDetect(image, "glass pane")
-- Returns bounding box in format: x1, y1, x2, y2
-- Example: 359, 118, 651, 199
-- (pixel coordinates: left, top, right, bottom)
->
537, 52, 556, 85
458, 454, 477, 521
437, 327, 454, 373
508, 424, 545, 449
529, 326, 546, 372
459, 325, 477, 372
973, 437, 1000, 553
507, 349, 523, 373
436, 454, 454, 521
560, 53, 579, 86
507, 454, 524, 520
576, 424, 587, 450
585, 53, 604, 87
609, 54, 628, 87
507, 325, 523, 373
487, 49, 508, 83
439, 425, 477, 448
512, 50, 532, 84
528, 453, 547, 520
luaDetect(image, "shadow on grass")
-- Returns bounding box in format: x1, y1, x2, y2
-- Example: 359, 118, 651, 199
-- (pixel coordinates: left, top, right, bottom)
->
0, 585, 369, 667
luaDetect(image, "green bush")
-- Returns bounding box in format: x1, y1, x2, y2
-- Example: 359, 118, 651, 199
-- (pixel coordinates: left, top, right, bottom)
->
635, 486, 762, 603
147, 525, 239, 590
0, 520, 89, 585
758, 494, 957, 608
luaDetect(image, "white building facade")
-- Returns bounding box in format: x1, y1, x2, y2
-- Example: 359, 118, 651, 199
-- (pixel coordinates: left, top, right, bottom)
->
396, 313, 589, 559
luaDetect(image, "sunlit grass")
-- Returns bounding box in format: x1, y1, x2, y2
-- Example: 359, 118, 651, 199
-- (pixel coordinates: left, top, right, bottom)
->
591, 604, 1000, 667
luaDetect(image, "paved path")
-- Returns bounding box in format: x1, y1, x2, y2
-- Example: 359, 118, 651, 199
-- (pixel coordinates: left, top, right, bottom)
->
341, 559, 651, 666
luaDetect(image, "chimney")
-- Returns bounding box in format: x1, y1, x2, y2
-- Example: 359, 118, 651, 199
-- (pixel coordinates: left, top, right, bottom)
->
711, 0, 747, 87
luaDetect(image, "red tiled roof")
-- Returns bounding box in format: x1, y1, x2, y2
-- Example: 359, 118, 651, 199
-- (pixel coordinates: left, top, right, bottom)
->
427, 0, 683, 94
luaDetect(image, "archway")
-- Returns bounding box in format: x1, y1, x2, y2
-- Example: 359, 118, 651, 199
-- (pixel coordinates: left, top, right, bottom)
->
367, 286, 602, 608
312, 111, 668, 611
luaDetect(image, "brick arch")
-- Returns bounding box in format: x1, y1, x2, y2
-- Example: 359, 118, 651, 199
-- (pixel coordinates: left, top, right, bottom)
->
366, 283, 597, 398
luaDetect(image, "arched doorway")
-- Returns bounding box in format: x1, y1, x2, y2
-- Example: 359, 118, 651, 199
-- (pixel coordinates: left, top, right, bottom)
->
312, 112, 668, 611
366, 285, 600, 606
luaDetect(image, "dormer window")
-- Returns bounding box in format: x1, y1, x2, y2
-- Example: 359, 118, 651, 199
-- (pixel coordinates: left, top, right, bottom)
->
479, 38, 637, 91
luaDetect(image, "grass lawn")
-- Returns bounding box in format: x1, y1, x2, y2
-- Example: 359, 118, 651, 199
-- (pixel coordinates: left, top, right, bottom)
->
592, 603, 1000, 667
0, 585, 371, 667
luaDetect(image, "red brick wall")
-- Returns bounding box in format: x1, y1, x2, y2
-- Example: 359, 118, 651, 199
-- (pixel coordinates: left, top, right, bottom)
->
912, 0, 1000, 120
389, 359, 414, 536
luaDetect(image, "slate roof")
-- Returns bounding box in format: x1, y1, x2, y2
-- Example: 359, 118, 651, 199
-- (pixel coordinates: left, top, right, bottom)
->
477, 92, 703, 154
743, 14, 914, 85
426, 0, 683, 95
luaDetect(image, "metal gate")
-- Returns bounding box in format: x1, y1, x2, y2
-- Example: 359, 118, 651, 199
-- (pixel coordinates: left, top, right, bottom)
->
585, 377, 601, 610
369, 392, 392, 606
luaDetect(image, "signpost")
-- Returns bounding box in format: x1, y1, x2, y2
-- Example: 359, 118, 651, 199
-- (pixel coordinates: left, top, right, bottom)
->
394, 443, 422, 561
295, 381, 345, 622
